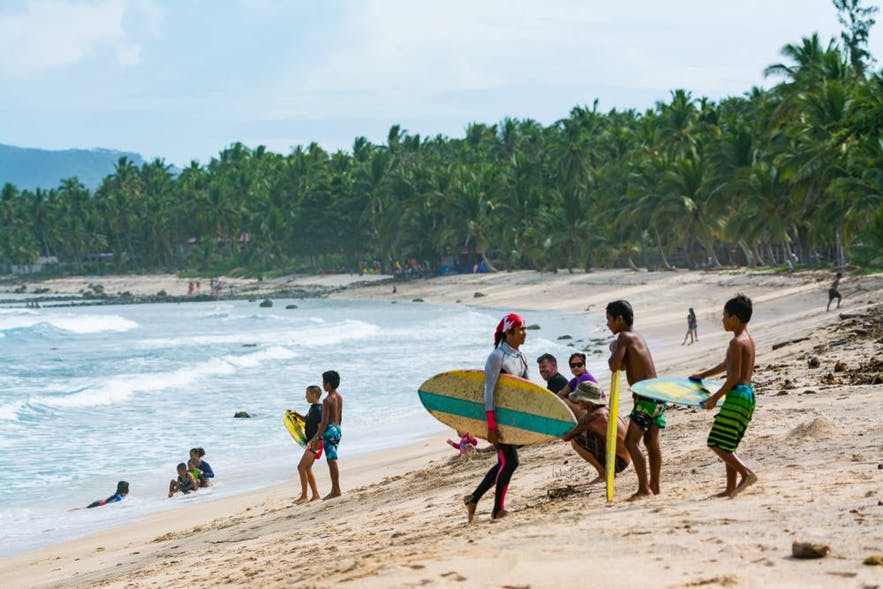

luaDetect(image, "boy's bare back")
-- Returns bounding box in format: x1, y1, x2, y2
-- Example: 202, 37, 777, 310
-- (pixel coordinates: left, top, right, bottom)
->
611, 331, 657, 385
727, 330, 755, 385
323, 390, 343, 426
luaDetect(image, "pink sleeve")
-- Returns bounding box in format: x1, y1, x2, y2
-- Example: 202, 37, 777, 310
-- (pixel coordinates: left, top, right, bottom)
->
485, 410, 497, 431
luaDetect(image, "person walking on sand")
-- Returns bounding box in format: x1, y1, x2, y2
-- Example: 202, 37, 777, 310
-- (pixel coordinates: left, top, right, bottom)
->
310, 371, 343, 500
464, 312, 529, 522
826, 272, 843, 311
681, 307, 698, 345
690, 294, 758, 498
607, 300, 663, 500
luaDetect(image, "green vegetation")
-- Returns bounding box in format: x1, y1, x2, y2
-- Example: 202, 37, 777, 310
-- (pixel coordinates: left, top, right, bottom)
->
2, 5, 881, 276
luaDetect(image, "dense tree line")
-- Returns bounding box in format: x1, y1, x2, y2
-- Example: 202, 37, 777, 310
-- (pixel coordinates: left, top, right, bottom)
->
3, 13, 882, 276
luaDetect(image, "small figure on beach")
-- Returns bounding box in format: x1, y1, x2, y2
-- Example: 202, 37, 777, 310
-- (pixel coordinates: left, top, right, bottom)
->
296, 385, 324, 504
464, 312, 529, 522
86, 480, 129, 508
168, 462, 199, 497
826, 272, 843, 311
189, 447, 215, 484
448, 430, 478, 456
690, 294, 758, 498
607, 300, 663, 500
188, 281, 195, 295
681, 307, 698, 345
311, 370, 343, 500
561, 381, 630, 484
536, 353, 569, 394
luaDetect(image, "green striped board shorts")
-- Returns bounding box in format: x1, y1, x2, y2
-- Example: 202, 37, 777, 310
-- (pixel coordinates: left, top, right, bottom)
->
707, 384, 756, 452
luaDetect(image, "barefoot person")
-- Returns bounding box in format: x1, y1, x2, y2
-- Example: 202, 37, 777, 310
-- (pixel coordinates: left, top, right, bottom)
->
606, 300, 663, 500
294, 385, 324, 504
310, 371, 343, 500
826, 272, 843, 311
464, 312, 529, 522
690, 294, 758, 498
561, 381, 630, 485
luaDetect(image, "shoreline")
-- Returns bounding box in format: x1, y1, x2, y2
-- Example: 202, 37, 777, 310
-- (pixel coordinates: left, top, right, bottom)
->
2, 269, 881, 588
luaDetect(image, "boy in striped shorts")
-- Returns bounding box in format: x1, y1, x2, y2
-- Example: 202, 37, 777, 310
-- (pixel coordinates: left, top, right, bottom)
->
690, 294, 758, 498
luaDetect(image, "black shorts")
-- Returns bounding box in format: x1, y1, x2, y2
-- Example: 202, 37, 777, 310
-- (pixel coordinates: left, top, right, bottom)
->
574, 431, 628, 474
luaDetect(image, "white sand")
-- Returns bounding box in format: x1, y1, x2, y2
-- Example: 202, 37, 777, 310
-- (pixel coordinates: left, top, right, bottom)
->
2, 269, 881, 588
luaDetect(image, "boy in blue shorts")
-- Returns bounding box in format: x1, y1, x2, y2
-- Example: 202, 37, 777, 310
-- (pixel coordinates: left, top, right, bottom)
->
690, 294, 758, 498
311, 370, 343, 500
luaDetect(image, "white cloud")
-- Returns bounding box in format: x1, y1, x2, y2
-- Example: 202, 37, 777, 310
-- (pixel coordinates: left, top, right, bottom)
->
0, 0, 161, 77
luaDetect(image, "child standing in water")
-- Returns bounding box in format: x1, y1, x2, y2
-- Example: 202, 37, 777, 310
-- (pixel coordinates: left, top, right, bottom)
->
311, 371, 343, 500
690, 294, 758, 498
295, 385, 323, 504
606, 300, 662, 500
464, 312, 529, 522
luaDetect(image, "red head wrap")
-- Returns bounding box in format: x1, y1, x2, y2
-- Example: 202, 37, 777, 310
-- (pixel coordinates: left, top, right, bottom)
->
494, 312, 526, 344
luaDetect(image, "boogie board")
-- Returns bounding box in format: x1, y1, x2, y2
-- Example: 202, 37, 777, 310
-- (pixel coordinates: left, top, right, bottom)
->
283, 410, 308, 448
417, 369, 577, 445
630, 377, 726, 407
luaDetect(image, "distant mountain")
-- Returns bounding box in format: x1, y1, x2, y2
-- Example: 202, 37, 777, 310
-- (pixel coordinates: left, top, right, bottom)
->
0, 144, 146, 192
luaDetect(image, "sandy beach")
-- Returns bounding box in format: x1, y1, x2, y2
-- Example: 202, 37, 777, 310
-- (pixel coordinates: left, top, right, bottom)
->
2, 269, 881, 588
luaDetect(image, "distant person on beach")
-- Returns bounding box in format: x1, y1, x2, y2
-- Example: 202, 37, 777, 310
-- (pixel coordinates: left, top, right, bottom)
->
464, 312, 529, 522
826, 272, 843, 311
561, 381, 630, 484
295, 385, 324, 504
189, 447, 214, 482
87, 481, 129, 508
310, 370, 343, 500
682, 308, 698, 345
448, 430, 478, 456
607, 300, 662, 500
168, 462, 199, 497
536, 353, 569, 394
690, 294, 758, 498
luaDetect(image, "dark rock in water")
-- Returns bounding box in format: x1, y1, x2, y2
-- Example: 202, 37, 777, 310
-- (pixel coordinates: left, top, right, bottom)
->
234, 411, 251, 418
558, 335, 573, 340
792, 541, 829, 559
157, 290, 168, 297
834, 360, 848, 372
285, 304, 298, 309
525, 324, 540, 330
808, 356, 820, 368
248, 298, 256, 303
259, 299, 273, 308
242, 343, 257, 347
412, 298, 424, 303
473, 292, 486, 298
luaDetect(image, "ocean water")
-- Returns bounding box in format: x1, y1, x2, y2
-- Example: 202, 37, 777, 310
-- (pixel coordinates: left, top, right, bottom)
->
0, 296, 608, 556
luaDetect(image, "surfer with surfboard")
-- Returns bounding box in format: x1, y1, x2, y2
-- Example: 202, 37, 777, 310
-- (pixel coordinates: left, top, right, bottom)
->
689, 294, 758, 498
606, 300, 663, 501
463, 312, 530, 522
295, 385, 324, 504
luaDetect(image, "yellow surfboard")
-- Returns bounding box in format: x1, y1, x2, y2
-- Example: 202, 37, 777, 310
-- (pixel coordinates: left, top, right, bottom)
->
606, 370, 620, 503
418, 369, 576, 445
283, 410, 308, 448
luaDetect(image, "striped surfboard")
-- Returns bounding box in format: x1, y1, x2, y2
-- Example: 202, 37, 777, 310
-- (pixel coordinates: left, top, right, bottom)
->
418, 369, 577, 445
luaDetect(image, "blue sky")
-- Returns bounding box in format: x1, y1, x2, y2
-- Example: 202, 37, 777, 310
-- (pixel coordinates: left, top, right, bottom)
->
1, 0, 881, 167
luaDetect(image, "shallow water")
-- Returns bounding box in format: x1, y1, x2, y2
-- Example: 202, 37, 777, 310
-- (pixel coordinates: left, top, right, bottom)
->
0, 296, 607, 556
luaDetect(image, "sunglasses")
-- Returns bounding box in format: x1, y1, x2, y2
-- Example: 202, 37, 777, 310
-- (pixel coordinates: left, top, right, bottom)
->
570, 362, 584, 368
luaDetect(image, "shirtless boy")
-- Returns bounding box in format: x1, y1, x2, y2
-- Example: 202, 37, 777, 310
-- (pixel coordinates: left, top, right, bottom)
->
606, 300, 662, 500
561, 381, 630, 484
311, 370, 343, 500
690, 294, 758, 498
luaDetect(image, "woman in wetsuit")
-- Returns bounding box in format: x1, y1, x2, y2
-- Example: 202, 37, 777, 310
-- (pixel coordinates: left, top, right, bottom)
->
464, 312, 529, 521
